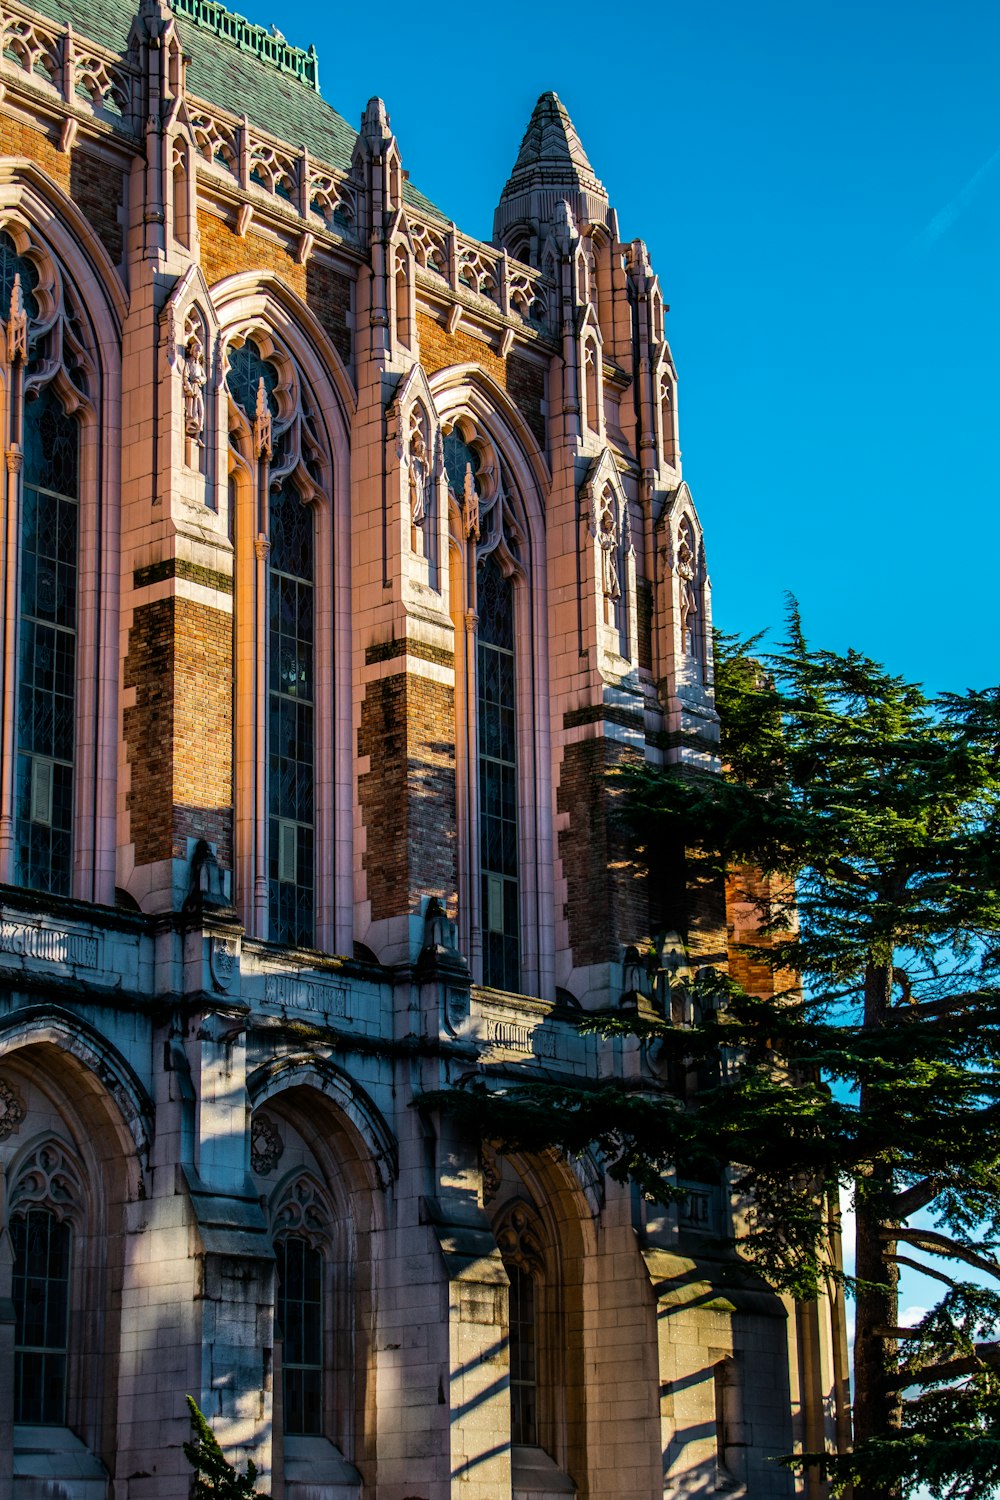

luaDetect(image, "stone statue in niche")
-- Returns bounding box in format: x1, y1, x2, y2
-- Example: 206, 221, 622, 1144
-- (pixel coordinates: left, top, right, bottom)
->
677, 523, 698, 656
182, 328, 207, 466
408, 407, 429, 540
598, 494, 620, 604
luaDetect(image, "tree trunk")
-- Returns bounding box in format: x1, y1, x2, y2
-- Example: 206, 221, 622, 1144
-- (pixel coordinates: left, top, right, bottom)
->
852, 955, 902, 1500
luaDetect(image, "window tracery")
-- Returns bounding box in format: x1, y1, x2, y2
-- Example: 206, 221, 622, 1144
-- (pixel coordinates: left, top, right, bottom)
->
270, 1173, 335, 1438
9, 1137, 86, 1426
226, 332, 326, 946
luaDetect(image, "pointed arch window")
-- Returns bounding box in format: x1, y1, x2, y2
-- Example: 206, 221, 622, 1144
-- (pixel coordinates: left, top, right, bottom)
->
270, 1172, 337, 1440
16, 387, 79, 893
477, 554, 519, 991
12, 1207, 72, 1423
0, 228, 99, 898
447, 420, 531, 993
227, 334, 325, 947
9, 1136, 86, 1427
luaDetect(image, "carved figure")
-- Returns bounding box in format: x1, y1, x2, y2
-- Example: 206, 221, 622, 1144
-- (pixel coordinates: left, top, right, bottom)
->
598, 495, 620, 602
182, 330, 206, 443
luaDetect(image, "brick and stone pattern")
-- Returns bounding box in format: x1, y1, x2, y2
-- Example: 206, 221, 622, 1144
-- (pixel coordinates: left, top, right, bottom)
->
358, 660, 456, 922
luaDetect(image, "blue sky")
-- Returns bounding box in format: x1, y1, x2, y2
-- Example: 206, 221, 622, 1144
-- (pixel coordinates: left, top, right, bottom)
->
257, 0, 1000, 695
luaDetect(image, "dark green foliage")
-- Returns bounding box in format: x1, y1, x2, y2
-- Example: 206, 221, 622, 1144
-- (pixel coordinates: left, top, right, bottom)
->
427, 605, 1000, 1498
183, 1396, 269, 1500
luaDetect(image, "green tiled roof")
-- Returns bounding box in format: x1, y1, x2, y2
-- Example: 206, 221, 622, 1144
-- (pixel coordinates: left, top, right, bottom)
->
23, 0, 444, 219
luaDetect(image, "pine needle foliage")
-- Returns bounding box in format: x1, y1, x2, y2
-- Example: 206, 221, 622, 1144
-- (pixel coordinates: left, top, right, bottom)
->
183, 1396, 269, 1500
426, 604, 1000, 1500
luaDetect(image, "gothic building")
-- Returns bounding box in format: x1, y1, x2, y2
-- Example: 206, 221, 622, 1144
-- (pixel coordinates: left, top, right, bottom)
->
0, 1, 850, 1496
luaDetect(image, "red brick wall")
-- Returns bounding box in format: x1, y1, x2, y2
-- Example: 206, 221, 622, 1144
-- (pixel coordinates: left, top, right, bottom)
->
358, 667, 456, 921
198, 209, 352, 366
726, 864, 796, 997
0, 117, 126, 274
123, 598, 175, 865
417, 312, 547, 451
172, 596, 233, 866
69, 147, 124, 265
557, 737, 648, 966
123, 595, 233, 868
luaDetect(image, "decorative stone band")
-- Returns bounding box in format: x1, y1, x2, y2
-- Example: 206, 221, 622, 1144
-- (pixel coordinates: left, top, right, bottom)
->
0, 916, 98, 969
262, 970, 349, 1019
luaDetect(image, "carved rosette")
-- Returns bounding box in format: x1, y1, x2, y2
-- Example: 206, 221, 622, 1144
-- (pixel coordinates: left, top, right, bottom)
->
250, 1114, 284, 1176
0, 1076, 26, 1139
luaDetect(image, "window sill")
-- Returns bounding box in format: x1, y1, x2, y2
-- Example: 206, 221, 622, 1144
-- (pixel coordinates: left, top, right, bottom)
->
512, 1444, 576, 1498
13, 1425, 108, 1497
284, 1434, 361, 1495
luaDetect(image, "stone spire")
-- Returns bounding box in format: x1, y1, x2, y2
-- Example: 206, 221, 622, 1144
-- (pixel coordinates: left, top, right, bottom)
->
494, 91, 613, 254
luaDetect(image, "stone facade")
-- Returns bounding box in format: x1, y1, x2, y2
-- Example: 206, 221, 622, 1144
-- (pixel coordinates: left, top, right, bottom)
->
0, 2, 849, 1497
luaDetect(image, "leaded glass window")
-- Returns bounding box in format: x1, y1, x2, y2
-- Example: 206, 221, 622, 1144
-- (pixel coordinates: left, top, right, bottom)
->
15, 387, 79, 894
12, 1207, 71, 1425
268, 479, 314, 947
477, 554, 519, 991
275, 1236, 323, 1436
226, 337, 278, 423
508, 1263, 538, 1446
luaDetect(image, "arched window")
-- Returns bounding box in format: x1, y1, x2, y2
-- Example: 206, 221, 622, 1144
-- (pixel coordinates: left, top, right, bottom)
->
8, 1135, 85, 1427
226, 333, 325, 947
446, 418, 530, 993
0, 227, 100, 898
507, 1260, 538, 1446
477, 554, 519, 992
584, 342, 600, 435
267, 478, 315, 948
269, 1170, 337, 1443
16, 387, 79, 893
495, 1199, 550, 1461
275, 1235, 323, 1435
12, 1206, 72, 1423
393, 246, 410, 351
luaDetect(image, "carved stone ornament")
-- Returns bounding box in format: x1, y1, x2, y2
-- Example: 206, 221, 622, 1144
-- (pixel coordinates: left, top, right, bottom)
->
0, 1076, 26, 1139
408, 406, 430, 530
251, 1114, 284, 1176
253, 375, 272, 459
182, 322, 207, 444
596, 488, 621, 602
462, 462, 479, 542
210, 935, 239, 992
480, 1142, 501, 1207
444, 985, 469, 1036
6, 273, 28, 364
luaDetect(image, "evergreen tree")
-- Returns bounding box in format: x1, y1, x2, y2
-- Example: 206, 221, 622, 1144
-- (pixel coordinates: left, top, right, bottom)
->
183, 1396, 269, 1500
432, 609, 1000, 1500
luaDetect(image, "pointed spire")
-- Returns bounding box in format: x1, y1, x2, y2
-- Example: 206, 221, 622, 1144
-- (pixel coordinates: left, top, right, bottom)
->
507, 92, 604, 197
494, 92, 611, 252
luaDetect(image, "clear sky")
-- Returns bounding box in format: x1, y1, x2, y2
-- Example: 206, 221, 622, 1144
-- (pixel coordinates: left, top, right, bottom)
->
252, 0, 999, 694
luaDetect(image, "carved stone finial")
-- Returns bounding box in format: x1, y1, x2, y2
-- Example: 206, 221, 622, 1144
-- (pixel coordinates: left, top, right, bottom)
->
6, 274, 28, 365
463, 462, 479, 542
253, 375, 272, 459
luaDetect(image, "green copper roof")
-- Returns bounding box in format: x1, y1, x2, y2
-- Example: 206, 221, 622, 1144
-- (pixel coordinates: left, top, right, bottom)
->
23, 0, 443, 219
